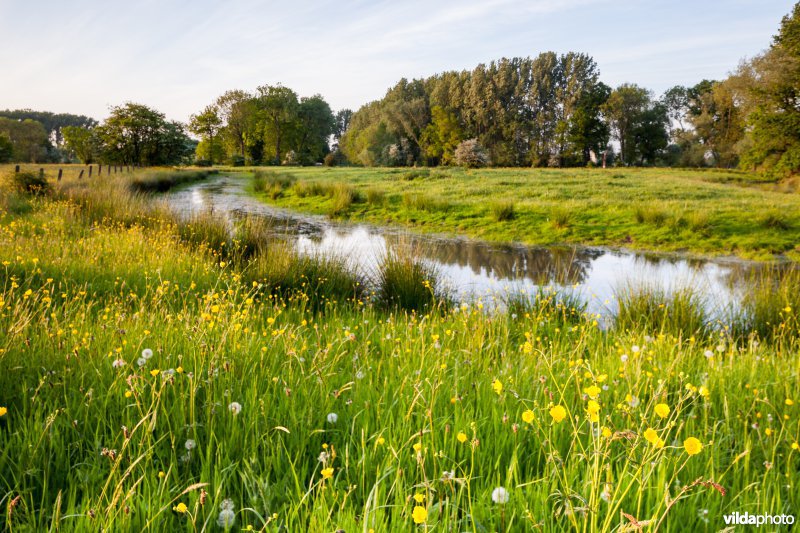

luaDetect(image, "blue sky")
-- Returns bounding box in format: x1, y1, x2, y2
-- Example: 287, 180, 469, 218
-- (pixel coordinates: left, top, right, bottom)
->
0, 0, 794, 121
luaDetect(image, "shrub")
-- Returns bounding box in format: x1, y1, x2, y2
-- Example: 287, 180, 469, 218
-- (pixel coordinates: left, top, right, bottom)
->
8, 171, 50, 195
323, 150, 347, 167
229, 154, 245, 167
454, 139, 490, 168
194, 159, 212, 167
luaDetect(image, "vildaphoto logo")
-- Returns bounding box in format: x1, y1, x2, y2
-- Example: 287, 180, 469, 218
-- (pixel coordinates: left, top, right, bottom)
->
723, 512, 795, 527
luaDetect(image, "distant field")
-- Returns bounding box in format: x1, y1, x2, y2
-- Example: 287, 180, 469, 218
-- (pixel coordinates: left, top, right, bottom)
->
227, 166, 800, 261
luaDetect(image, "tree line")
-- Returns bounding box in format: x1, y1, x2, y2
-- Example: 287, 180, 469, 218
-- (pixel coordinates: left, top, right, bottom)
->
338, 2, 800, 177
3, 2, 798, 178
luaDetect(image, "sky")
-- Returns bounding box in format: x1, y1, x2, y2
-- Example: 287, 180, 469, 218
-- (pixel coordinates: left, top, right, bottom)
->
0, 0, 795, 122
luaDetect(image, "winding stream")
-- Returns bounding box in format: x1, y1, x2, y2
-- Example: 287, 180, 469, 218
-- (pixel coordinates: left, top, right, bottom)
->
166, 175, 767, 319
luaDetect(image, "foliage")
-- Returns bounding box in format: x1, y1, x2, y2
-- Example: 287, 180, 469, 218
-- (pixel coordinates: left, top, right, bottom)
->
189, 105, 223, 165
454, 138, 489, 168
96, 102, 193, 165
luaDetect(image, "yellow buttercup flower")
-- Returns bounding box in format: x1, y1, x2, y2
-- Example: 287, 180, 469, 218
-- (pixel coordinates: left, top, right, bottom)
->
173, 502, 188, 514
583, 385, 601, 399
654, 403, 670, 419
456, 432, 467, 443
412, 505, 428, 524
684, 437, 703, 456
492, 379, 503, 395
413, 442, 423, 452
413, 493, 425, 503
149, 369, 160, 377
321, 467, 334, 479
786, 399, 794, 406
521, 409, 535, 424
601, 426, 612, 438
376, 437, 386, 446
0, 406, 7, 417
643, 428, 665, 448
549, 405, 567, 423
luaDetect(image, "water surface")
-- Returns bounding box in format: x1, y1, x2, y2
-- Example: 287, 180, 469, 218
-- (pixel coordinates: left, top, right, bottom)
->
167, 176, 764, 319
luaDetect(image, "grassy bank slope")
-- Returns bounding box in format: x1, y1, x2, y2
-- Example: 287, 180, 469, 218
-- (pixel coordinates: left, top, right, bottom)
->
240, 166, 800, 260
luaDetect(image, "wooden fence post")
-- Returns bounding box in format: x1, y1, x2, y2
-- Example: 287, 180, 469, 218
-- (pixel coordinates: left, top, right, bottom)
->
14, 165, 19, 173
78, 169, 84, 179
89, 165, 93, 177
98, 164, 102, 175
58, 168, 63, 181
107, 165, 111, 176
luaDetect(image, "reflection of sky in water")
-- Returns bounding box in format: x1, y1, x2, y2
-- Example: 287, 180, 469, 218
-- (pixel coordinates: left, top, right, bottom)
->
168, 176, 756, 319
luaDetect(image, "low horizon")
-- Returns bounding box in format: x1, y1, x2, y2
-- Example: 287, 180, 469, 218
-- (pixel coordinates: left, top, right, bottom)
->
0, 0, 794, 121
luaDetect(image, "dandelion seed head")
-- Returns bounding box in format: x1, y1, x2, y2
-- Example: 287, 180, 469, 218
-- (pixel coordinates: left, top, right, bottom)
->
491, 486, 509, 504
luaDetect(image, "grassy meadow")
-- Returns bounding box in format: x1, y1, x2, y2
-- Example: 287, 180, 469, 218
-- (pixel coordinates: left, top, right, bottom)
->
0, 165, 799, 531
238, 166, 800, 261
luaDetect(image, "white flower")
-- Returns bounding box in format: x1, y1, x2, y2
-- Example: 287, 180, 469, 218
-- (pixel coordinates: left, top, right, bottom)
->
644, 335, 654, 343
141, 348, 153, 359
631, 345, 640, 354
620, 354, 629, 363
228, 402, 242, 415
491, 486, 509, 504
704, 350, 714, 358
185, 439, 196, 451
220, 499, 235, 511
162, 369, 175, 377
112, 359, 126, 369
716, 344, 725, 353
326, 412, 338, 424
137, 357, 147, 367
355, 371, 364, 380
318, 451, 329, 463
627, 395, 640, 408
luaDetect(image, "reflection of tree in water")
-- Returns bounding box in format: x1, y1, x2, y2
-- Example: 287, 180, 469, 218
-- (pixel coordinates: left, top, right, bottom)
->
384, 235, 602, 286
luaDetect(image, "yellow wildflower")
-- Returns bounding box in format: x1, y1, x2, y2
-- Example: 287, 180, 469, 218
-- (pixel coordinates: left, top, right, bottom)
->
321, 467, 334, 479
654, 403, 670, 419
684, 437, 703, 456
549, 405, 567, 423
456, 432, 467, 443
412, 506, 428, 524
643, 428, 665, 448
583, 385, 601, 399
173, 502, 188, 514
492, 379, 503, 395
521, 409, 535, 424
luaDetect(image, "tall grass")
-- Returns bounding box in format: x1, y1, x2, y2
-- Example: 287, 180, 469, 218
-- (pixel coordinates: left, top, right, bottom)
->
615, 283, 710, 339
373, 244, 447, 311
731, 267, 800, 343
490, 200, 515, 221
